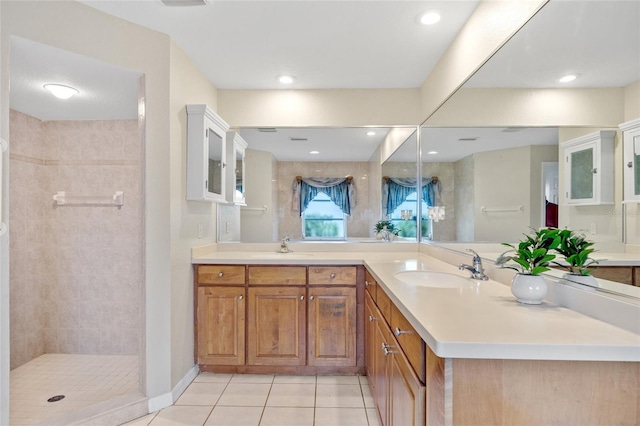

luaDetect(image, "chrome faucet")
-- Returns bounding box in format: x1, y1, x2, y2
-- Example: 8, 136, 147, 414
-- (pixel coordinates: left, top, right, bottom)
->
459, 249, 488, 280
280, 235, 291, 253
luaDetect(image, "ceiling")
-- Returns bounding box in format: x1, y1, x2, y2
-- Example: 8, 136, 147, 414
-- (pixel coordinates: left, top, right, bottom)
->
78, 0, 480, 90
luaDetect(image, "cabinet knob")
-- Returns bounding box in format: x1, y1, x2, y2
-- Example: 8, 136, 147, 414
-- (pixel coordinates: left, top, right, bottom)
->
238, 295, 243, 301
383, 346, 392, 356
218, 272, 224, 278
368, 315, 376, 322
300, 296, 305, 301
628, 161, 634, 168
330, 273, 336, 279
381, 342, 389, 350
365, 280, 370, 286
395, 327, 412, 336
592, 168, 598, 174
309, 296, 315, 301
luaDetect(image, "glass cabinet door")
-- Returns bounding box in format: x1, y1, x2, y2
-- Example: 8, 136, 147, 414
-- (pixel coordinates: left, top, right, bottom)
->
561, 130, 614, 206
569, 146, 594, 201
207, 127, 224, 198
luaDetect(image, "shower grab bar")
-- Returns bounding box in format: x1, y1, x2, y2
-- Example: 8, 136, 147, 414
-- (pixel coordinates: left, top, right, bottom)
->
241, 205, 268, 212
480, 205, 523, 214
0, 137, 7, 236
53, 191, 124, 207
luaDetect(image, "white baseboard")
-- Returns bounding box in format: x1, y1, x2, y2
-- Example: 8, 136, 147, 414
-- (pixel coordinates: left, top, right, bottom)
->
172, 364, 200, 402
147, 364, 199, 413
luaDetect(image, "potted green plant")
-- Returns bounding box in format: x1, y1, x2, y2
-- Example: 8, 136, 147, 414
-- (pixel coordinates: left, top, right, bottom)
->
554, 229, 599, 288
374, 220, 400, 240
496, 227, 561, 304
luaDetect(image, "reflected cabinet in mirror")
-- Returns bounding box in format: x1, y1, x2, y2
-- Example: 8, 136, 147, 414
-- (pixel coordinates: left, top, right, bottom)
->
419, 1, 639, 295
186, 104, 230, 203
621, 119, 640, 203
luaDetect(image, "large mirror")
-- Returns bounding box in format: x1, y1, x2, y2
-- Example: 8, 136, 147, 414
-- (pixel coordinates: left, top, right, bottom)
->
420, 1, 639, 295
233, 126, 418, 243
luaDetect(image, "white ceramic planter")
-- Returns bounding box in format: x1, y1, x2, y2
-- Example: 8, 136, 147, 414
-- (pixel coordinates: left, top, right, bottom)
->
511, 274, 548, 305
562, 273, 599, 290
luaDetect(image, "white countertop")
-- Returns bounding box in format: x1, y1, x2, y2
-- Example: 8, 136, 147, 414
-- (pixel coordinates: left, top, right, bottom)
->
192, 249, 640, 362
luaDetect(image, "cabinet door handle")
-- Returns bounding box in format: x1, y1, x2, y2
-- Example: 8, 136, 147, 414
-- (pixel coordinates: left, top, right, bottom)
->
592, 168, 598, 174
330, 273, 336, 279
238, 295, 243, 301
395, 327, 412, 336
369, 315, 376, 322
300, 296, 305, 301
218, 272, 224, 278
628, 161, 634, 168
383, 347, 392, 356
309, 295, 314, 301
381, 342, 389, 350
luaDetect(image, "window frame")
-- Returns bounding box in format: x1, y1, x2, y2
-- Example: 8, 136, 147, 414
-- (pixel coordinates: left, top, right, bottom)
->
301, 192, 347, 240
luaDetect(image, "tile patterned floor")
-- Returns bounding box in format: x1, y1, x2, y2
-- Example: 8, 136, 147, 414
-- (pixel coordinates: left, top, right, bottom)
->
10, 354, 140, 425
124, 373, 381, 426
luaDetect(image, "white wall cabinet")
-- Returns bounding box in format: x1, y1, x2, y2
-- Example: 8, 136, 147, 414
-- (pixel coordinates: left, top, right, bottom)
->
186, 104, 230, 203
561, 130, 615, 206
226, 132, 248, 205
620, 119, 640, 203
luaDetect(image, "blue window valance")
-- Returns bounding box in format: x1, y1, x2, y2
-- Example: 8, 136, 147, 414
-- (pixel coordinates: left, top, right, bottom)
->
383, 176, 441, 216
292, 176, 356, 216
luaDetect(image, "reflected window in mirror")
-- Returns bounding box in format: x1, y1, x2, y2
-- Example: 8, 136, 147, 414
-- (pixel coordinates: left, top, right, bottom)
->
302, 192, 346, 240
387, 191, 431, 239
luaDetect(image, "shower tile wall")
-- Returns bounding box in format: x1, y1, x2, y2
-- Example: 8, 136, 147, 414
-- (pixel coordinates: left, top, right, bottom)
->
9, 110, 142, 369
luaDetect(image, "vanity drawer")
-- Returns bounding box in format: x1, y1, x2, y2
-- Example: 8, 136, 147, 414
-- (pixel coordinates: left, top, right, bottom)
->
364, 269, 378, 301
309, 266, 357, 285
376, 286, 392, 326
391, 303, 425, 382
248, 266, 307, 285
198, 265, 246, 285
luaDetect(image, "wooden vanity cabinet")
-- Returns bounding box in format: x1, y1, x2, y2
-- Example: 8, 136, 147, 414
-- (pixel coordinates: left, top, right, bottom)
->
365, 282, 426, 426
196, 266, 246, 366
196, 263, 364, 374
308, 267, 357, 367
247, 285, 307, 366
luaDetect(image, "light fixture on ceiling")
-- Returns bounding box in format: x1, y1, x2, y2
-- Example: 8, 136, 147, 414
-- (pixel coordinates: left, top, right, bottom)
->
417, 11, 441, 25
427, 151, 438, 155
43, 84, 79, 100
366, 131, 376, 136
310, 150, 319, 155
278, 75, 296, 84
559, 74, 578, 83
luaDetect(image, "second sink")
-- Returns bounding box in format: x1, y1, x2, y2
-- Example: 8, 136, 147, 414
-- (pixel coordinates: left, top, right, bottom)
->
394, 271, 477, 288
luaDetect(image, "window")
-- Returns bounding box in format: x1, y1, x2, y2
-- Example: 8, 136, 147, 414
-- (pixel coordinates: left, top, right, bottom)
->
388, 191, 431, 239
302, 192, 346, 239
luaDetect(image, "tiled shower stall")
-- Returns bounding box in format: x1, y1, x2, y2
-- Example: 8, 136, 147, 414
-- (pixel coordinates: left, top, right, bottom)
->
9, 109, 144, 424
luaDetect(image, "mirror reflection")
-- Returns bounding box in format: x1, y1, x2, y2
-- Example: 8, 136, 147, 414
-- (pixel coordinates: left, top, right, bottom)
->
236, 126, 420, 243
420, 0, 639, 295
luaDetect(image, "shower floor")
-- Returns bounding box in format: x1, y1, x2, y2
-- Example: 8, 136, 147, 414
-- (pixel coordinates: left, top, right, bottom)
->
10, 353, 140, 425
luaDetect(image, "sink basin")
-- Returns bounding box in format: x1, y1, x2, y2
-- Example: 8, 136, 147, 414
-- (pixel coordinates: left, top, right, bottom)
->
393, 271, 476, 288
250, 252, 314, 259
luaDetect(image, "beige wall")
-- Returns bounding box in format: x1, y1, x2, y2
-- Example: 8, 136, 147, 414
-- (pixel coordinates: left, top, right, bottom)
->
454, 155, 474, 242
9, 111, 143, 368
624, 80, 640, 121
218, 89, 421, 128
1, 0, 172, 403
168, 40, 219, 388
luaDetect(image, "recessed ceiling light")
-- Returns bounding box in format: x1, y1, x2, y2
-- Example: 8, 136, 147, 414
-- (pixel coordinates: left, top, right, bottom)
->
417, 11, 441, 25
559, 74, 578, 83
43, 84, 79, 99
366, 131, 376, 136
427, 151, 438, 155
278, 75, 295, 84
310, 150, 319, 155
